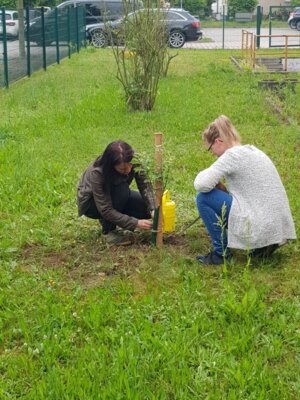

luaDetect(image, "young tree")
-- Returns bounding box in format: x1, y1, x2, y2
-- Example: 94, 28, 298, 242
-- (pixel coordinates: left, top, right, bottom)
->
111, 2, 176, 112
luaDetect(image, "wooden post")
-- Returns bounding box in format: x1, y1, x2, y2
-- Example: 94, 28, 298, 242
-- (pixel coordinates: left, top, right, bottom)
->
284, 36, 288, 72
155, 133, 163, 248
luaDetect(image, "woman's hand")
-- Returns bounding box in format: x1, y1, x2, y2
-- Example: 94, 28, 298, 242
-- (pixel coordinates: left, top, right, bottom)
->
137, 219, 153, 230
215, 182, 228, 193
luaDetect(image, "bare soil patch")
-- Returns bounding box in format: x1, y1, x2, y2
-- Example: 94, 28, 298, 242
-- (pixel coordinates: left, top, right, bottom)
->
21, 232, 194, 289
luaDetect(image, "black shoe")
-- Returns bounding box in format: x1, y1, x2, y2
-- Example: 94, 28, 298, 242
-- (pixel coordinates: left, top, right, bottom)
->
249, 244, 279, 259
196, 252, 229, 265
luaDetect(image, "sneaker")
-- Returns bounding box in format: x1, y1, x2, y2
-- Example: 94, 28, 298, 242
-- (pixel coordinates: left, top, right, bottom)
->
104, 230, 133, 246
196, 252, 229, 265
249, 244, 279, 259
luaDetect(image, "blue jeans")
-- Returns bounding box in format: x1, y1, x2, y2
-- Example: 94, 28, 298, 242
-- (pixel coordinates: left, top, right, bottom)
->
196, 189, 233, 257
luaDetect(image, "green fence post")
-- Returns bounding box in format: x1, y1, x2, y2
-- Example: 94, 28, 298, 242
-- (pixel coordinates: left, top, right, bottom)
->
55, 7, 60, 64
83, 7, 86, 48
75, 6, 80, 52
256, 5, 262, 49
25, 6, 31, 77
1, 7, 9, 88
222, 4, 225, 49
68, 6, 71, 58
41, 7, 47, 70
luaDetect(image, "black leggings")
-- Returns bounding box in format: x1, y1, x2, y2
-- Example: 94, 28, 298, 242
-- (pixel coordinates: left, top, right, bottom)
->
84, 182, 150, 234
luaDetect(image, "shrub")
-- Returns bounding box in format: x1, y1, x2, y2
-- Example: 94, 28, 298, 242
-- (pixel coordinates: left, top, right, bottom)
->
111, 1, 175, 112
228, 0, 258, 18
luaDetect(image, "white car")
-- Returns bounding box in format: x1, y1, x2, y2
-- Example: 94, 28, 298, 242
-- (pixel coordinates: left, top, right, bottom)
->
0, 10, 19, 38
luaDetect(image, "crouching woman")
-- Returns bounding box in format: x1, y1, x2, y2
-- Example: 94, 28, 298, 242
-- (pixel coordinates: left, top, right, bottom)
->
77, 141, 155, 245
194, 115, 296, 265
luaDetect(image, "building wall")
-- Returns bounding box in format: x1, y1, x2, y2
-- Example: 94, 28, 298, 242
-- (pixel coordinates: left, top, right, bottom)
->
258, 0, 292, 14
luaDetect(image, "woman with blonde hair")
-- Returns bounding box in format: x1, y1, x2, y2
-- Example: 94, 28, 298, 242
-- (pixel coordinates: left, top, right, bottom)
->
194, 115, 296, 265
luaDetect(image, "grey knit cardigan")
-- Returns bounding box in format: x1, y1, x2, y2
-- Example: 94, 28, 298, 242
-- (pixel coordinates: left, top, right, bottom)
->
194, 145, 296, 249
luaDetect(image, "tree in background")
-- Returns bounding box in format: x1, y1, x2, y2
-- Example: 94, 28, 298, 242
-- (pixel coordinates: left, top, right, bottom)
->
0, 0, 17, 7
23, 0, 57, 7
171, 0, 214, 18
228, 0, 258, 18
0, 0, 57, 8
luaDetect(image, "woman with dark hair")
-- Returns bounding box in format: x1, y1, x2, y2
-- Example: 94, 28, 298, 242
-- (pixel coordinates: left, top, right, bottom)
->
77, 141, 155, 245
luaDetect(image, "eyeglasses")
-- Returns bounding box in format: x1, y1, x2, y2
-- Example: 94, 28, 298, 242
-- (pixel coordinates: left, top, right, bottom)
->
207, 140, 215, 152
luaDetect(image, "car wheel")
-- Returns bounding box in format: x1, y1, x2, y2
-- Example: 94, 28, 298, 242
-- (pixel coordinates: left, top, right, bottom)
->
90, 29, 107, 48
45, 36, 53, 46
35, 31, 53, 46
35, 38, 53, 46
168, 30, 185, 49
289, 20, 297, 29
296, 21, 300, 31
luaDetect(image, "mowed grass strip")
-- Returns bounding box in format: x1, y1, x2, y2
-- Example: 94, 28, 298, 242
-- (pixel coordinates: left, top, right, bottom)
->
0, 48, 300, 398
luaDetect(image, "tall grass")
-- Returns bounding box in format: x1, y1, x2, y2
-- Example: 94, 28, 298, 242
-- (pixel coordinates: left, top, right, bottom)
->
0, 47, 299, 398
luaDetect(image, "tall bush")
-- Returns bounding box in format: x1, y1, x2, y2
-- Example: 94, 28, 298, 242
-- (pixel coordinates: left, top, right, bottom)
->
111, 2, 175, 112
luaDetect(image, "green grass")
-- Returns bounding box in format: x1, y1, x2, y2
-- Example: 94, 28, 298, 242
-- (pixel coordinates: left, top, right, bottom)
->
0, 47, 300, 398
201, 19, 289, 29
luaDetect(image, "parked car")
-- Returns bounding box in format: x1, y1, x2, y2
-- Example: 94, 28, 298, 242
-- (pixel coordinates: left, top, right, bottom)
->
0, 9, 49, 39
28, 0, 142, 45
57, 0, 142, 25
35, 6, 51, 14
0, 10, 19, 39
87, 8, 202, 49
288, 7, 300, 30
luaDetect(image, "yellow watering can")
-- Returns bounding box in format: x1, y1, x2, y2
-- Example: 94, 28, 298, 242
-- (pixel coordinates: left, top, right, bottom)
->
162, 190, 176, 233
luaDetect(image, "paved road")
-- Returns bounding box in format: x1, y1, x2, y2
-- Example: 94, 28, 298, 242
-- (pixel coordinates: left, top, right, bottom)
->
1, 27, 300, 56
184, 27, 300, 49
0, 39, 68, 59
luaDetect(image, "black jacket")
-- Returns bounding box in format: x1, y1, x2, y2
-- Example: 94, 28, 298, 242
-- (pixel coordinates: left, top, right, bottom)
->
77, 157, 155, 230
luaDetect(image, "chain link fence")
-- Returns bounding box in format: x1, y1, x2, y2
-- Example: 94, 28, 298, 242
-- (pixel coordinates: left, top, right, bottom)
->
0, 6, 86, 88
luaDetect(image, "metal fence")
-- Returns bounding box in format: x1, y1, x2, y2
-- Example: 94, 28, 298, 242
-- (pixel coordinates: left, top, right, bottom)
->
242, 29, 300, 72
0, 6, 86, 88
268, 5, 300, 47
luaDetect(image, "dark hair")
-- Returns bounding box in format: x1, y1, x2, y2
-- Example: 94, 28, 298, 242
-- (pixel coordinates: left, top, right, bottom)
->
96, 141, 134, 187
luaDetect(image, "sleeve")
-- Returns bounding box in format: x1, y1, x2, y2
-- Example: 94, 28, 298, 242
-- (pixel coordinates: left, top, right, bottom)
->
90, 170, 138, 231
194, 149, 239, 192
134, 167, 156, 211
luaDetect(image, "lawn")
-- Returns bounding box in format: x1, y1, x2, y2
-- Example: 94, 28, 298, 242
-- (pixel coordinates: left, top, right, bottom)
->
201, 19, 289, 29
0, 47, 300, 399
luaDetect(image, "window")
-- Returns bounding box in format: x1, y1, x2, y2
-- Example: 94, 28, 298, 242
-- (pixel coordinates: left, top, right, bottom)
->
165, 11, 185, 21
85, 2, 102, 17
105, 2, 124, 16
5, 13, 18, 20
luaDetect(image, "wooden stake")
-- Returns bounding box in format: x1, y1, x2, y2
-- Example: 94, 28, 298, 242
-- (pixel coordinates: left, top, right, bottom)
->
154, 133, 163, 248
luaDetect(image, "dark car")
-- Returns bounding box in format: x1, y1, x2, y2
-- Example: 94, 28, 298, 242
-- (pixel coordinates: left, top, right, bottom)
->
27, 0, 142, 46
87, 8, 202, 49
288, 7, 300, 30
